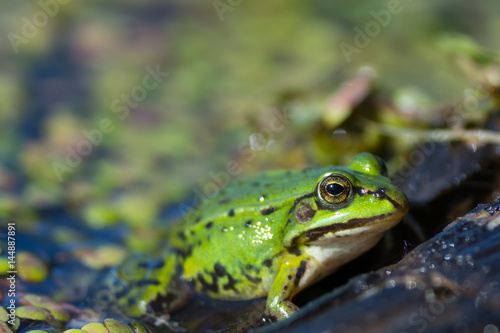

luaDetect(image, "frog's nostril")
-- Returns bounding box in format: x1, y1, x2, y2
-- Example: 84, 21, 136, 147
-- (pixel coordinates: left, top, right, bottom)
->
354, 186, 367, 196
373, 188, 385, 198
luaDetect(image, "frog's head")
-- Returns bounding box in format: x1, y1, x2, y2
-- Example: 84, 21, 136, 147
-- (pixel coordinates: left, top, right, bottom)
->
284, 153, 409, 253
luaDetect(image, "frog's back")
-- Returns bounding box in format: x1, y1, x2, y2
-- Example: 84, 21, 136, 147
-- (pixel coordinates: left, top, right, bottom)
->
168, 167, 331, 300
179, 167, 329, 229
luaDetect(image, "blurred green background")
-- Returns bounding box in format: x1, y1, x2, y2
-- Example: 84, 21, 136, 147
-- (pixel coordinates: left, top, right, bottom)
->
0, 0, 500, 331
1, 0, 499, 244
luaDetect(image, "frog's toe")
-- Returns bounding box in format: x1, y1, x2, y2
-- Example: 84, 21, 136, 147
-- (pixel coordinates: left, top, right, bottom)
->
265, 301, 299, 321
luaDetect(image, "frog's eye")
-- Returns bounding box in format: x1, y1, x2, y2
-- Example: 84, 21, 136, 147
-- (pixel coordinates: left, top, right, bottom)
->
318, 174, 352, 205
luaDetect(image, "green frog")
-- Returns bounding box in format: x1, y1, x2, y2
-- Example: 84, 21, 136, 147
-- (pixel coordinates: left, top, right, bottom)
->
110, 153, 409, 321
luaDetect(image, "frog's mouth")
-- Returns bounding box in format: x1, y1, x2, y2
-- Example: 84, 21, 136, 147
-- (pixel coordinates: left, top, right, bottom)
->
305, 212, 405, 243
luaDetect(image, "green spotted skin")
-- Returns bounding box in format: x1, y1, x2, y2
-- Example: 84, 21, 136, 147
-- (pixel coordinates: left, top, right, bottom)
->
113, 153, 409, 320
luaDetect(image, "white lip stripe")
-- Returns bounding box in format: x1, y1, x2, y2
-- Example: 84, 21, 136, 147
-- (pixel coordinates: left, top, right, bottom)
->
298, 217, 402, 290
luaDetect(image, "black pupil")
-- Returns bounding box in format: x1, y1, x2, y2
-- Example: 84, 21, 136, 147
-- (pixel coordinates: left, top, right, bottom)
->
326, 183, 344, 196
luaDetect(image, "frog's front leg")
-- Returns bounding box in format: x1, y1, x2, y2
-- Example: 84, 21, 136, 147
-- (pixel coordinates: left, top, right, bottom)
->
266, 254, 309, 321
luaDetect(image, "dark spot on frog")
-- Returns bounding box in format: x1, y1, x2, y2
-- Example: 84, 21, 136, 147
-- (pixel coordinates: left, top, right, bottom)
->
213, 263, 239, 292
261, 206, 277, 215
176, 245, 193, 259
228, 208, 235, 216
287, 275, 292, 280
178, 231, 186, 241
243, 272, 262, 284
245, 220, 253, 227
195, 216, 201, 223
205, 221, 213, 229
223, 273, 238, 292
252, 181, 260, 187
149, 290, 180, 312
245, 264, 259, 273
265, 183, 272, 187
284, 285, 288, 291
136, 279, 161, 287
198, 240, 202, 246
295, 203, 316, 223
241, 264, 262, 284
214, 263, 227, 276
137, 258, 165, 270
197, 272, 219, 293
294, 260, 307, 287
219, 198, 231, 204
286, 218, 292, 227
190, 230, 195, 235
263, 258, 273, 267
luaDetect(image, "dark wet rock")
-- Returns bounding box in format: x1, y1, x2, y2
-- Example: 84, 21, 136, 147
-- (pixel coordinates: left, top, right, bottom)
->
394, 142, 494, 206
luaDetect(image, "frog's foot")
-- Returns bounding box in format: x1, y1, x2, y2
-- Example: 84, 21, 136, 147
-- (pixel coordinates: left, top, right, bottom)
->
265, 300, 299, 321
144, 313, 186, 332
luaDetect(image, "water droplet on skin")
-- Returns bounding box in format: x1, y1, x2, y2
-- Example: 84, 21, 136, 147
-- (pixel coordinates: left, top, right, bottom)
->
406, 280, 417, 290
385, 280, 396, 288
444, 254, 452, 260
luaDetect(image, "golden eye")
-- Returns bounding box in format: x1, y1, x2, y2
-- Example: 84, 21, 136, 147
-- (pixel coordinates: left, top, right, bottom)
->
318, 175, 352, 205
